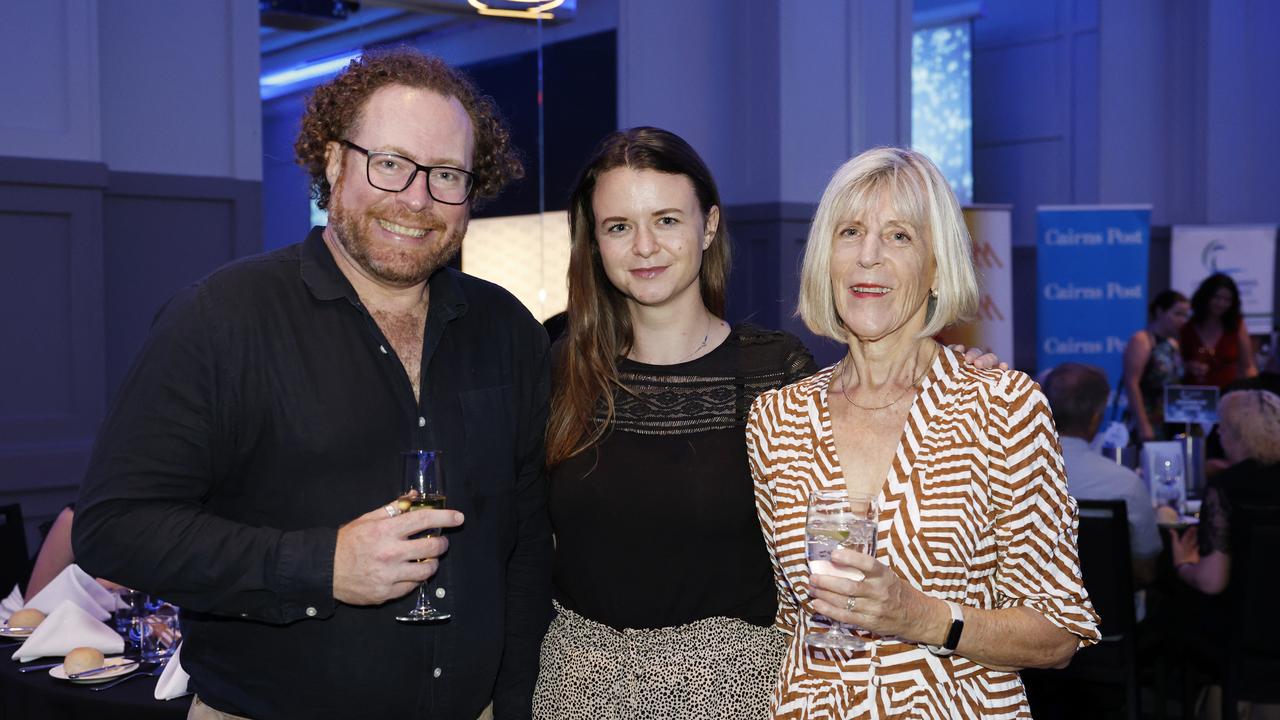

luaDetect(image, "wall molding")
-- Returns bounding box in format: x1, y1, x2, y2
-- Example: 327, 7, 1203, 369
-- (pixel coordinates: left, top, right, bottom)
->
0, 154, 261, 551
0, 155, 108, 188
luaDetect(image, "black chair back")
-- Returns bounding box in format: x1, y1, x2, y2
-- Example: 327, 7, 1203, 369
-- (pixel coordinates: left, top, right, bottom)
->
1075, 499, 1136, 641
1222, 501, 1280, 718
0, 504, 31, 596
1023, 498, 1139, 720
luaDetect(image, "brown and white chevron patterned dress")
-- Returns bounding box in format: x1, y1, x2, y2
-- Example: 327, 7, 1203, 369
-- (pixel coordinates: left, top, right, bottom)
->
746, 347, 1100, 719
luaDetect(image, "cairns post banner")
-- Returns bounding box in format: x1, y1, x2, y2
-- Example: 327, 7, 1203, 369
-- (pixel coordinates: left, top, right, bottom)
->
1036, 205, 1151, 387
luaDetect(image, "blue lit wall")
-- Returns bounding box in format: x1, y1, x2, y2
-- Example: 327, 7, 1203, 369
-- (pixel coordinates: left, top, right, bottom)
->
912, 22, 973, 204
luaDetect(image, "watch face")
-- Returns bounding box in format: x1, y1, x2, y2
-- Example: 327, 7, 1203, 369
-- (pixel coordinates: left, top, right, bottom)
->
928, 602, 964, 656
944, 618, 964, 650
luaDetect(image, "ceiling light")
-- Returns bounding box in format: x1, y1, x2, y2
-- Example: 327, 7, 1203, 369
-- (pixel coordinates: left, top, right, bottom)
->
466, 0, 566, 21
260, 51, 362, 91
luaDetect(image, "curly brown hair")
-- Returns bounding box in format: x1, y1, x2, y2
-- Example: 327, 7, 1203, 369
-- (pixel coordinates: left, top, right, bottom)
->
294, 47, 523, 210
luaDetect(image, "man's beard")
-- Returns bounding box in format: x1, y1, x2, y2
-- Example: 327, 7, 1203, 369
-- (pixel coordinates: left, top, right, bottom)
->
327, 176, 466, 287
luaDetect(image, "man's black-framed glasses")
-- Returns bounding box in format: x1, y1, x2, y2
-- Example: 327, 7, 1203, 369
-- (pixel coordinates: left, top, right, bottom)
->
340, 140, 475, 205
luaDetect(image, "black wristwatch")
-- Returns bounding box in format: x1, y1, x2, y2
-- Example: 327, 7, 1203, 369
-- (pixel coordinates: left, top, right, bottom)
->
926, 601, 965, 657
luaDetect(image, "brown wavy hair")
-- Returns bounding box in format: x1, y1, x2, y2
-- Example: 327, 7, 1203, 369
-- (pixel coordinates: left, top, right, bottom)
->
1190, 272, 1243, 332
294, 47, 523, 209
546, 127, 730, 467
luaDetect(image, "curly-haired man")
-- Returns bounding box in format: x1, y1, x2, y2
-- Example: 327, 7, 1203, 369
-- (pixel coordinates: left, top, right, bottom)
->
75, 49, 550, 720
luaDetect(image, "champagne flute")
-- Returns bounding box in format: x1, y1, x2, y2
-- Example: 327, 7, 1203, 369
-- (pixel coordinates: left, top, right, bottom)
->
395, 450, 451, 623
805, 489, 879, 650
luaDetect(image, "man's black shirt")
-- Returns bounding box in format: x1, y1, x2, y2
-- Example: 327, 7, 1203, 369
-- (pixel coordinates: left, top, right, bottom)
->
74, 229, 552, 719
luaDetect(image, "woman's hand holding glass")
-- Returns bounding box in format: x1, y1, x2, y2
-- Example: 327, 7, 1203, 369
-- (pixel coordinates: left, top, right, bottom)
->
805, 491, 877, 649
808, 545, 944, 646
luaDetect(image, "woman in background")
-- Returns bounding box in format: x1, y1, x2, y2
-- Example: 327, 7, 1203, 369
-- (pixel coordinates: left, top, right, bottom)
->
748, 147, 1098, 718
1182, 273, 1257, 389
1171, 389, 1280, 594
1123, 289, 1190, 442
24, 506, 123, 600
1169, 389, 1280, 720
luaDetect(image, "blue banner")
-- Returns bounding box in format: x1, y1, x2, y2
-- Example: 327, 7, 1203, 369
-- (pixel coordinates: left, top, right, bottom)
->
1036, 206, 1150, 392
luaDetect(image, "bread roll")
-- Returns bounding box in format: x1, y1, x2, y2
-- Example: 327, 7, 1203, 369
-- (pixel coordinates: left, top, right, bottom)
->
1156, 505, 1180, 525
7, 608, 45, 628
64, 647, 106, 674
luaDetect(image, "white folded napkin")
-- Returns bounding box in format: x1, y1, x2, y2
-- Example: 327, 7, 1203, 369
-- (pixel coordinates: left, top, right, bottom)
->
25, 565, 117, 620
0, 584, 22, 623
154, 642, 190, 700
11, 600, 124, 661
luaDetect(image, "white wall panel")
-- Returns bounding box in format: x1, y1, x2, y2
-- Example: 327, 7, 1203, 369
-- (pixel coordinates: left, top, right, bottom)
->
99, 0, 261, 180
0, 0, 101, 162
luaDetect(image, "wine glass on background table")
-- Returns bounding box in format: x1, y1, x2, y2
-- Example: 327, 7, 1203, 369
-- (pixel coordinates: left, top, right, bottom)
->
1155, 458, 1184, 515
805, 489, 879, 650
395, 450, 451, 623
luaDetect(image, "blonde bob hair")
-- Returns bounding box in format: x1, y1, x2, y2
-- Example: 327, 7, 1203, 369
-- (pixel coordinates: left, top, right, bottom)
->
1218, 390, 1280, 465
797, 147, 979, 341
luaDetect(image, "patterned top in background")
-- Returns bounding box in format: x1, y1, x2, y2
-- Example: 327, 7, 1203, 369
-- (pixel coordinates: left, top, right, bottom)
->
1138, 329, 1185, 438
1198, 458, 1280, 557
747, 346, 1100, 719
550, 324, 816, 632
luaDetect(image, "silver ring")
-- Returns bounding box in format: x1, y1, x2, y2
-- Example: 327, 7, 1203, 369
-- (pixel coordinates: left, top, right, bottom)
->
845, 596, 857, 612
384, 504, 399, 518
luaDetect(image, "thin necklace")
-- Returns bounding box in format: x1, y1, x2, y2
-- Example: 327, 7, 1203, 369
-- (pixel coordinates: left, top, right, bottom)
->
678, 315, 715, 362
839, 346, 937, 412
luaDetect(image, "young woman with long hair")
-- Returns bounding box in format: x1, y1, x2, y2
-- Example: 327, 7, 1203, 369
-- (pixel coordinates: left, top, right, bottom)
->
534, 127, 815, 719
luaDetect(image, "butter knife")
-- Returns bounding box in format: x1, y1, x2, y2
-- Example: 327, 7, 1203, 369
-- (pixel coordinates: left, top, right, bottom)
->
19, 662, 63, 672
68, 660, 139, 679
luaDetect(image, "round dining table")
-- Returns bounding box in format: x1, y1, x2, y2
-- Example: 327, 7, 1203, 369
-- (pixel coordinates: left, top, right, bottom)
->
0, 647, 188, 720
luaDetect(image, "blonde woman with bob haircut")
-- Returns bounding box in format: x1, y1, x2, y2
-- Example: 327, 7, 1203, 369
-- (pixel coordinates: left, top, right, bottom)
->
747, 147, 1099, 718
797, 147, 980, 341
1172, 389, 1280, 596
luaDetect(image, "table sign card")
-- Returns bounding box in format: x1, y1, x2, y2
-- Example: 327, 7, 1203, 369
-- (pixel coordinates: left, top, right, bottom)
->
1164, 385, 1220, 424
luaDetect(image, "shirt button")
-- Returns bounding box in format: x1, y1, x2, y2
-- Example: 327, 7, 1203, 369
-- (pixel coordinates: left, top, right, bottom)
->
433, 667, 442, 678
379, 345, 388, 354
435, 587, 446, 599
871, 675, 881, 687
418, 416, 426, 427
305, 607, 317, 617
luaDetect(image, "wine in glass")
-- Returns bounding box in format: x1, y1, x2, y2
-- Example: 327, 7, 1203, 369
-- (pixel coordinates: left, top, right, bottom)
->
805, 489, 878, 650
395, 450, 451, 623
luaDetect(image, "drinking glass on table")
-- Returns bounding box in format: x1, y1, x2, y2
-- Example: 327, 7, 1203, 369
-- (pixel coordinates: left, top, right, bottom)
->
112, 589, 149, 658
805, 489, 879, 650
140, 603, 181, 661
1155, 458, 1184, 514
111, 589, 147, 635
395, 450, 451, 623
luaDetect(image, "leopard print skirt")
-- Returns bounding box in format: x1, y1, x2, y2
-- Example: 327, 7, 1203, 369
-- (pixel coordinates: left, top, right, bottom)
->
533, 602, 787, 720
